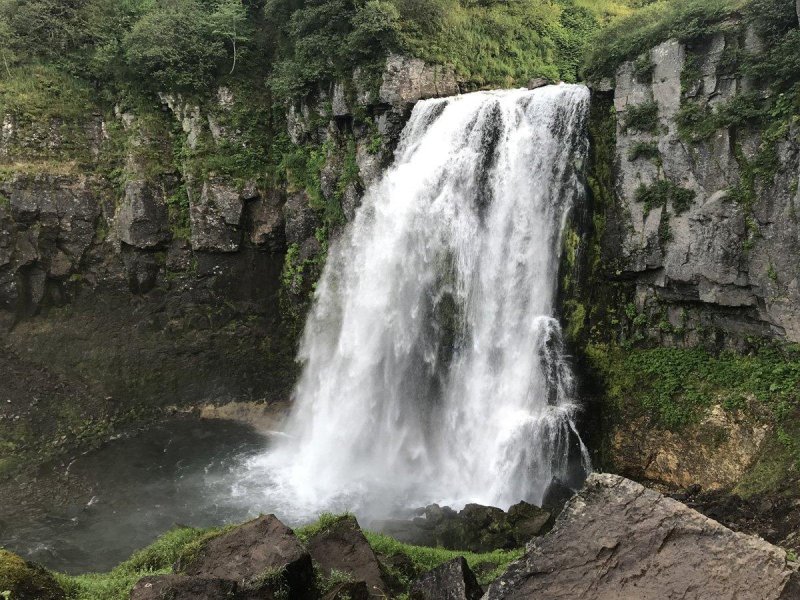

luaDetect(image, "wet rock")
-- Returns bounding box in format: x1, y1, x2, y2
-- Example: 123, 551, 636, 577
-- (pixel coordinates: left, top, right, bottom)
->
484, 473, 799, 600
307, 515, 388, 598
409, 557, 483, 600
190, 181, 244, 253
283, 191, 320, 247
130, 575, 237, 600
180, 515, 314, 599
115, 180, 170, 249
0, 549, 65, 600
540, 479, 575, 513
379, 55, 459, 107
246, 190, 285, 251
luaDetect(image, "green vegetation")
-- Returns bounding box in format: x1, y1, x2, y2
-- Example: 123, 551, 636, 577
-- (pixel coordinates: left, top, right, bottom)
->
634, 179, 695, 215
584, 0, 748, 80
627, 141, 660, 163
587, 343, 800, 431
364, 530, 523, 587
621, 100, 659, 134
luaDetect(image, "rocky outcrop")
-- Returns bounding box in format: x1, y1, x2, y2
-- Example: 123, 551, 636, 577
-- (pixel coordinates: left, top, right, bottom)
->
484, 473, 799, 600
0, 174, 102, 313
379, 55, 459, 107
115, 180, 171, 250
610, 403, 770, 490
410, 557, 483, 600
604, 31, 800, 346
190, 181, 245, 253
373, 501, 551, 553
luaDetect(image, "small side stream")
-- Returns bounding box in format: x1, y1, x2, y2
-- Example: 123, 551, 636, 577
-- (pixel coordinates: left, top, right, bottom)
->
0, 419, 271, 574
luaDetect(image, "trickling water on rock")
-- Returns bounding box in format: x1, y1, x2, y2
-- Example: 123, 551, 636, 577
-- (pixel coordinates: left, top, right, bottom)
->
243, 85, 592, 518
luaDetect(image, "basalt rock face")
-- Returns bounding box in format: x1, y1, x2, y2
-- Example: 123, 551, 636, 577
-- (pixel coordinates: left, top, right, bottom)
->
0, 54, 460, 470
602, 32, 800, 347
484, 473, 799, 600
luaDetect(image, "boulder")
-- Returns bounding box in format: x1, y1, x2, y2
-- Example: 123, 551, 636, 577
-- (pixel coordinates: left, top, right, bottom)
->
180, 515, 314, 599
379, 55, 459, 107
409, 557, 483, 600
484, 473, 799, 600
307, 515, 388, 598
129, 575, 237, 600
0, 549, 65, 600
190, 181, 244, 253
115, 180, 170, 249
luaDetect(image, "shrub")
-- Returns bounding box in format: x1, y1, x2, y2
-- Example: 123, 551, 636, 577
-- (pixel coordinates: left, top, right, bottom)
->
622, 101, 659, 134
584, 0, 747, 80
627, 141, 660, 162
635, 179, 695, 215
122, 0, 227, 92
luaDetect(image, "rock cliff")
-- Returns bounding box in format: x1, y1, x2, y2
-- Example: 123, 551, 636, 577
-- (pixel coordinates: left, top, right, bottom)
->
600, 30, 799, 347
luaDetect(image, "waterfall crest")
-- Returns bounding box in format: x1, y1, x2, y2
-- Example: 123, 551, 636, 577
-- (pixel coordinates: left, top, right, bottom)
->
243, 84, 592, 518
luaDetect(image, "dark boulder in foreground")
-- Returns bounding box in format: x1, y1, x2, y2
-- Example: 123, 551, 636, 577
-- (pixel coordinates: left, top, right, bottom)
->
373, 500, 551, 553
410, 557, 483, 600
0, 549, 65, 600
179, 514, 314, 599
484, 473, 800, 600
306, 515, 388, 597
130, 575, 237, 600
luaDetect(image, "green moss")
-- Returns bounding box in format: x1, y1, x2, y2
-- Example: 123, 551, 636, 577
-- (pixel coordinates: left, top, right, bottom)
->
0, 549, 65, 600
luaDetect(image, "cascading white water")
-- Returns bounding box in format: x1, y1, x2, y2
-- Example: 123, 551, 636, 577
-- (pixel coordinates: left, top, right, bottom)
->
240, 84, 592, 519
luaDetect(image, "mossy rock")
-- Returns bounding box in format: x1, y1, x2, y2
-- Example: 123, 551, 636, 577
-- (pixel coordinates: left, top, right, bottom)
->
0, 549, 65, 600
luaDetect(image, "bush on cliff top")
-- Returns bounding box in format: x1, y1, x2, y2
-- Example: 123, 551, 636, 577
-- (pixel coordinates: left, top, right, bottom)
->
584, 0, 748, 79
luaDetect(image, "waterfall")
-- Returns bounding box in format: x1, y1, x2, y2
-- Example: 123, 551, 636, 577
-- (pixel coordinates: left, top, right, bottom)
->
241, 84, 592, 519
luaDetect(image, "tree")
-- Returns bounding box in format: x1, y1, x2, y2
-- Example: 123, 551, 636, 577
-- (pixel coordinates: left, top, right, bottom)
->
123, 0, 226, 91
210, 0, 252, 74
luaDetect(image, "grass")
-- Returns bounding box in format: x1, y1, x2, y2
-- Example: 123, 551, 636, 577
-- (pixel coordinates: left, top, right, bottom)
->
363, 530, 524, 587
0, 64, 92, 121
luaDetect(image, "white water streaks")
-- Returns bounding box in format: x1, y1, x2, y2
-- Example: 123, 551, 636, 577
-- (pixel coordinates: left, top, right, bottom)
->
240, 85, 592, 519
